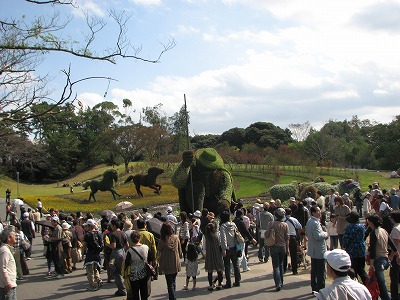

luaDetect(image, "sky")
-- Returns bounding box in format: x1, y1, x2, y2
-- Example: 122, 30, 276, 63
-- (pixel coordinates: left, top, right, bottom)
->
3, 0, 400, 135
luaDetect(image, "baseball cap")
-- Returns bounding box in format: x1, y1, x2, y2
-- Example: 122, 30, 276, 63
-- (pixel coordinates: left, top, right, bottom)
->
62, 222, 71, 230
193, 210, 201, 218
23, 212, 29, 218
324, 249, 351, 272
275, 207, 286, 217
166, 206, 173, 213
84, 219, 96, 226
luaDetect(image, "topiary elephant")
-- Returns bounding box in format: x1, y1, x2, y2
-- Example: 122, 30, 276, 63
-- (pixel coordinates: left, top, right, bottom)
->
171, 148, 236, 215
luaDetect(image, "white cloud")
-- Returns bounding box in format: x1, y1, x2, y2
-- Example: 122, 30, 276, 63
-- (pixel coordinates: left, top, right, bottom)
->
73, 0, 106, 17
130, 0, 162, 6
69, 0, 400, 134
178, 25, 200, 34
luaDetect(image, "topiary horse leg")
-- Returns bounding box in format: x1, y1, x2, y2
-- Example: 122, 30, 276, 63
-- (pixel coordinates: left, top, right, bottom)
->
135, 184, 144, 197
110, 188, 121, 200
89, 192, 97, 202
149, 184, 161, 195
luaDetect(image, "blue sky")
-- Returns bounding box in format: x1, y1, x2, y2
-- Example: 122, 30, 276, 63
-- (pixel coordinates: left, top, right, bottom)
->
3, 0, 400, 135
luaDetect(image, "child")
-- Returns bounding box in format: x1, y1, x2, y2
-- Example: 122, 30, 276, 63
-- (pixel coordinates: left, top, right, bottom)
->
327, 214, 339, 250
183, 243, 199, 291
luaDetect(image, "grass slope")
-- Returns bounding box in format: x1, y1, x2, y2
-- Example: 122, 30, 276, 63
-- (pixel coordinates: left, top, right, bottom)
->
1, 163, 398, 213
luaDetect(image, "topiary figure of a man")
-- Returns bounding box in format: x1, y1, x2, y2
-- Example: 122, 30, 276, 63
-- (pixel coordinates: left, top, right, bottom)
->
171, 148, 236, 215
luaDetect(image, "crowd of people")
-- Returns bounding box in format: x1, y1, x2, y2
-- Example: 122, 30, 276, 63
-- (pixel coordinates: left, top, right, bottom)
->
1, 181, 400, 299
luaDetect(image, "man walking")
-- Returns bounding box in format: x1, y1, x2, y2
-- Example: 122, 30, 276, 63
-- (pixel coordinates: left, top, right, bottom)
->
257, 202, 274, 263
0, 228, 17, 300
20, 212, 35, 260
219, 210, 241, 288
306, 206, 328, 293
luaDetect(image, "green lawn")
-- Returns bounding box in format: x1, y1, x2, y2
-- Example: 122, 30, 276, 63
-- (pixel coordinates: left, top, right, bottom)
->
1, 163, 398, 213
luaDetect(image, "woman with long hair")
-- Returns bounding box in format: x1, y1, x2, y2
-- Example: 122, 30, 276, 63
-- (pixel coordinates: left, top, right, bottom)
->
178, 211, 190, 263
334, 196, 351, 247
204, 213, 224, 291
157, 223, 182, 300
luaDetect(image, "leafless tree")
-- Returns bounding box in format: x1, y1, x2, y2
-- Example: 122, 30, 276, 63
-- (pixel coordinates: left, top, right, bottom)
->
0, 0, 175, 131
288, 121, 312, 142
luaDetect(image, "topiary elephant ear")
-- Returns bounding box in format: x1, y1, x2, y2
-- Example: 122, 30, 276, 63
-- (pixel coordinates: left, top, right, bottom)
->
299, 185, 318, 200
313, 176, 326, 183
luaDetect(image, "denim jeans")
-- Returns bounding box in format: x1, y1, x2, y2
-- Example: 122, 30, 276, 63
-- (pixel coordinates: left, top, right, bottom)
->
258, 232, 270, 261
237, 244, 249, 270
329, 236, 339, 250
289, 236, 298, 274
130, 276, 149, 300
374, 256, 390, 300
350, 256, 367, 284
165, 273, 177, 300
270, 245, 285, 288
310, 258, 326, 292
110, 248, 126, 295
390, 256, 399, 300
0, 287, 17, 300
223, 247, 240, 286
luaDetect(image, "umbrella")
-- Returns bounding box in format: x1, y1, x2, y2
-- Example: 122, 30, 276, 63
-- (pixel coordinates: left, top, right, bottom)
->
347, 182, 360, 190
35, 220, 55, 229
115, 201, 133, 211
100, 209, 114, 218
13, 199, 24, 206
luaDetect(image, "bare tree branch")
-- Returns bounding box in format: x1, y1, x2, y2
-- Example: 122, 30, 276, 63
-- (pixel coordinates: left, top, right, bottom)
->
0, 0, 175, 132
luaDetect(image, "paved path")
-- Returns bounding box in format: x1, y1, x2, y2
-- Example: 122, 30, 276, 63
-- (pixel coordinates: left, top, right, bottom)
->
1, 198, 317, 300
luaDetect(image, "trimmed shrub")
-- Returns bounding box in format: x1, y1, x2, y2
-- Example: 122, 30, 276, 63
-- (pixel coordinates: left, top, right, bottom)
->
269, 182, 299, 201
313, 182, 335, 196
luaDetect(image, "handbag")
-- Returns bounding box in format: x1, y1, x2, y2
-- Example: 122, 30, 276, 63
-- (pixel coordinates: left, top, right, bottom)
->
21, 239, 31, 251
264, 222, 276, 247
130, 247, 156, 278
365, 269, 380, 300
234, 226, 245, 244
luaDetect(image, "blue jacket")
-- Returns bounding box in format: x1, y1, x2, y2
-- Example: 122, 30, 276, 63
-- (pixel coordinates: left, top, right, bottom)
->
305, 216, 328, 259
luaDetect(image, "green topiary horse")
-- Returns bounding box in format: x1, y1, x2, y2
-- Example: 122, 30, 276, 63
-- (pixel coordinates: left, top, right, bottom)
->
87, 169, 121, 202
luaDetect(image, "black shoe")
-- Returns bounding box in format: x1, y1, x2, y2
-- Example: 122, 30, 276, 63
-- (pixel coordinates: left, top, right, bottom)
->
293, 271, 298, 275
222, 284, 231, 289
114, 291, 127, 297
276, 286, 281, 291
233, 282, 240, 287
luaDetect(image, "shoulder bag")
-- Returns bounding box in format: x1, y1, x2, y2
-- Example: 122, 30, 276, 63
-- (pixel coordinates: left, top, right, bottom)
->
264, 222, 276, 247
130, 247, 156, 278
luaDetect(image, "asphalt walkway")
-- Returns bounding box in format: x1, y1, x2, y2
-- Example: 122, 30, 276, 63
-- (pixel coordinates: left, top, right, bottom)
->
0, 198, 316, 300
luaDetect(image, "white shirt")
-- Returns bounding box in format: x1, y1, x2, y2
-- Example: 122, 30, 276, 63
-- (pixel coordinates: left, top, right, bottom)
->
316, 276, 371, 300
316, 196, 326, 212
379, 201, 390, 212
285, 216, 302, 236
327, 221, 338, 236
363, 197, 371, 213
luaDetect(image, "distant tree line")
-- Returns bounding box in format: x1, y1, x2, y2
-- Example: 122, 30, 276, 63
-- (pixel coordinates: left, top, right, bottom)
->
1, 103, 399, 183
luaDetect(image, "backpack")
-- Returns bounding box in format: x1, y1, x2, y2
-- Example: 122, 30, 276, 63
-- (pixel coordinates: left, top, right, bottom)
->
265, 226, 276, 247
90, 231, 104, 253
382, 202, 393, 218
